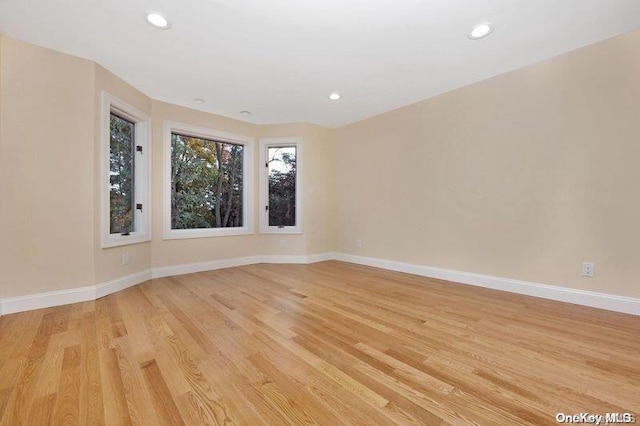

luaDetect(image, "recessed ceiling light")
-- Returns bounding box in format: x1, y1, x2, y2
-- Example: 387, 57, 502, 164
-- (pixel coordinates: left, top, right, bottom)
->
240, 111, 251, 116
194, 98, 205, 105
328, 93, 341, 101
469, 22, 493, 40
145, 12, 171, 30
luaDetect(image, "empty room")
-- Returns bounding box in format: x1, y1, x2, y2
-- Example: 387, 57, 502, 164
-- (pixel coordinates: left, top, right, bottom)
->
1, 0, 639, 424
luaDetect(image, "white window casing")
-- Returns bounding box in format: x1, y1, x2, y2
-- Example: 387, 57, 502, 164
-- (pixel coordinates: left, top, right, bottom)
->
259, 137, 303, 234
100, 91, 151, 248
163, 121, 254, 239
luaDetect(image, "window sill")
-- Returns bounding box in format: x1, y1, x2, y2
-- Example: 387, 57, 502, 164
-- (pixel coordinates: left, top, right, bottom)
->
260, 227, 303, 235
102, 233, 151, 249
163, 227, 253, 240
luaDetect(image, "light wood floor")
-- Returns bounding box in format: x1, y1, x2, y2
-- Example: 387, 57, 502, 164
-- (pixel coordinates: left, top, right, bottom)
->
1, 261, 639, 425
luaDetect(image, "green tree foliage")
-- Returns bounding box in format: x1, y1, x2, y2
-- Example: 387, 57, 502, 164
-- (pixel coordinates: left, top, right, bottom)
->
110, 114, 135, 234
268, 147, 296, 227
171, 134, 243, 229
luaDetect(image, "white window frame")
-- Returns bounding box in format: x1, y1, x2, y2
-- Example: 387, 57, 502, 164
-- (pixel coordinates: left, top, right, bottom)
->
100, 92, 151, 248
163, 121, 254, 239
259, 137, 303, 234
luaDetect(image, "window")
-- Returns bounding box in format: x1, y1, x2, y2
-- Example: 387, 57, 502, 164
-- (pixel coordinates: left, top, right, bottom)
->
109, 113, 135, 234
163, 122, 253, 239
101, 92, 151, 248
259, 137, 302, 234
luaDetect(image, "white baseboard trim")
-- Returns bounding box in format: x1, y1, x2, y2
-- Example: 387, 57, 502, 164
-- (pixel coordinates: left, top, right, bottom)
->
2, 252, 638, 316
152, 256, 261, 279
1, 270, 152, 316
333, 253, 640, 316
151, 253, 333, 279
0, 253, 333, 315
1, 285, 96, 316
96, 270, 153, 299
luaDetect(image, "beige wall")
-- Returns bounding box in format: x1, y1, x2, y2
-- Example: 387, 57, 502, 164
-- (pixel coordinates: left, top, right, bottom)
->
0, 34, 4, 300
150, 103, 334, 268
333, 30, 640, 298
0, 37, 95, 297
150, 101, 264, 267
0, 36, 334, 301
93, 65, 153, 284
258, 123, 336, 255
2, 29, 639, 301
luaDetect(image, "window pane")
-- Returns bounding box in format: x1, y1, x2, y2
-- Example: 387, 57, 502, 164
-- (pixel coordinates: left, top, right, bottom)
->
110, 113, 135, 234
268, 146, 296, 227
171, 133, 244, 229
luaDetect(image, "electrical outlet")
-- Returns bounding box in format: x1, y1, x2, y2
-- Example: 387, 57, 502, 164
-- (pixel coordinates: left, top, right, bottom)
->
355, 239, 363, 248
122, 253, 129, 266
582, 262, 594, 278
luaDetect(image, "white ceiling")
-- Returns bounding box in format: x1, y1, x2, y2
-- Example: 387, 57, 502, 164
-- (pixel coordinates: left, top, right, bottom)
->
1, 0, 639, 128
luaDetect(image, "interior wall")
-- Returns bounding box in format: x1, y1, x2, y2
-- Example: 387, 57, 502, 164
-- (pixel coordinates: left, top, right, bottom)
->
150, 103, 334, 268
1, 30, 639, 302
0, 34, 5, 302
0, 35, 335, 301
0, 37, 95, 298
257, 123, 336, 256
333, 30, 640, 298
93, 65, 152, 284
150, 100, 265, 268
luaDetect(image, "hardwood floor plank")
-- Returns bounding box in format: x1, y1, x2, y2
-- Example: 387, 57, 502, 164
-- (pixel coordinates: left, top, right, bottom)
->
27, 393, 57, 426
1, 310, 56, 424
250, 330, 395, 425
251, 352, 347, 424
79, 312, 105, 426
155, 323, 236, 424
1, 261, 639, 424
110, 338, 161, 425
53, 345, 81, 425
99, 348, 132, 425
141, 359, 185, 426
0, 358, 26, 392
0, 387, 14, 422
0, 310, 44, 370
